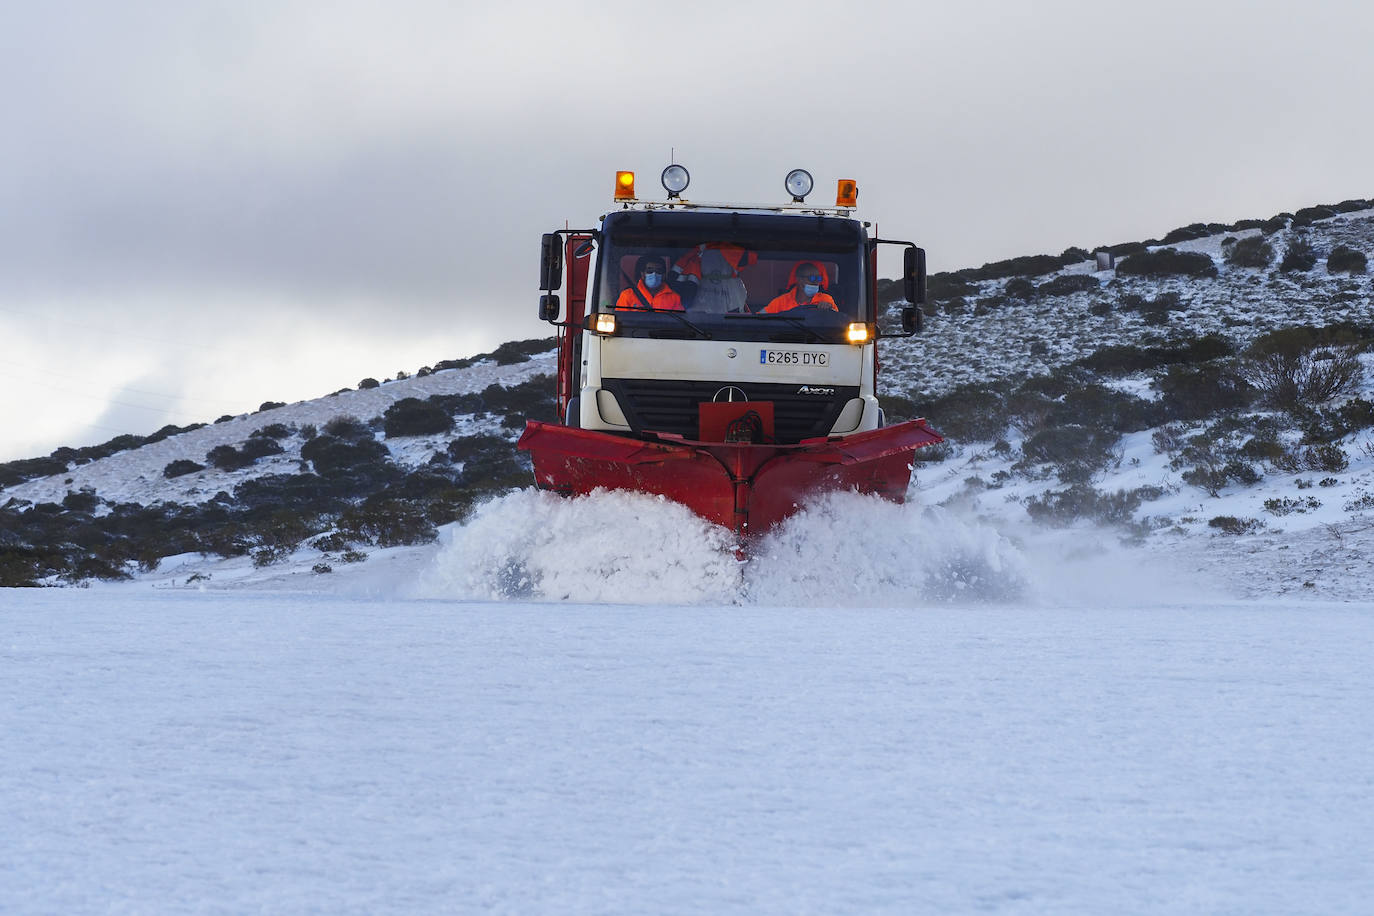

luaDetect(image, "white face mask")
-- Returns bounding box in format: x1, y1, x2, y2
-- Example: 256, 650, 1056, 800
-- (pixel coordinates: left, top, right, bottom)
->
802, 283, 820, 298
643, 272, 662, 289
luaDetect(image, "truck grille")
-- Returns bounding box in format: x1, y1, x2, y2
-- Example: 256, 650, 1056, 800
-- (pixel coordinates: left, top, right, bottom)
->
601, 378, 858, 444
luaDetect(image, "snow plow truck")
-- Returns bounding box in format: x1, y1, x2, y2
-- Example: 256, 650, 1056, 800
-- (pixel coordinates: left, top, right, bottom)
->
518, 165, 943, 539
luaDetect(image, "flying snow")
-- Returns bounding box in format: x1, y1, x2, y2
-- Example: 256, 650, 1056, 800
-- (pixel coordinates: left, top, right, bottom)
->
418, 489, 1034, 607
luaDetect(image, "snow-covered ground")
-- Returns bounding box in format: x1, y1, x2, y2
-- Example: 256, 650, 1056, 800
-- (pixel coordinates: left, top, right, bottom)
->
4, 586, 1373, 914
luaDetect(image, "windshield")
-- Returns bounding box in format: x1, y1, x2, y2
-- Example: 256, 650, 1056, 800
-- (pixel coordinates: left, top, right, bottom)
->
595, 209, 868, 344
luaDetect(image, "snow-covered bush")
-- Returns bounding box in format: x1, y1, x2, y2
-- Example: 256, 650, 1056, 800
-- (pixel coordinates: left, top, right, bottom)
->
206, 438, 285, 471
1078, 334, 1233, 375
1156, 363, 1254, 421
490, 337, 556, 365
1037, 274, 1100, 297
322, 415, 371, 439
1279, 235, 1317, 272
961, 253, 1067, 282
0, 456, 69, 487
1116, 248, 1218, 279
383, 397, 454, 439
1003, 277, 1036, 301
1018, 424, 1120, 482
1160, 222, 1228, 244
341, 497, 437, 547
250, 509, 311, 567
1225, 236, 1274, 269
250, 423, 292, 440
926, 273, 976, 304
1327, 245, 1367, 274
163, 459, 205, 479
478, 375, 556, 420
206, 444, 252, 471
920, 383, 1008, 442
1261, 213, 1292, 234
299, 435, 389, 475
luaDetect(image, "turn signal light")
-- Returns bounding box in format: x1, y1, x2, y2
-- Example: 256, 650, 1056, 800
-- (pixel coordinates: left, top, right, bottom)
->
594, 313, 618, 335
836, 179, 857, 207
614, 171, 636, 201
846, 322, 870, 344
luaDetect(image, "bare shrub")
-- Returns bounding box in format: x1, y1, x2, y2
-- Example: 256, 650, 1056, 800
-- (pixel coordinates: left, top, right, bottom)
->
1264, 496, 1321, 516
1151, 423, 1186, 454
1208, 516, 1263, 535
1024, 484, 1164, 527
1243, 346, 1364, 415
1299, 443, 1348, 473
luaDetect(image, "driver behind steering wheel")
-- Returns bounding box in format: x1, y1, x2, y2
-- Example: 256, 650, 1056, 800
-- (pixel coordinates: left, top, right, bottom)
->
763, 260, 836, 313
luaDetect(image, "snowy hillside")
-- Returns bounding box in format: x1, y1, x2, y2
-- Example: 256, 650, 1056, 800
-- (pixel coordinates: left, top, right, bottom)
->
4, 203, 1374, 600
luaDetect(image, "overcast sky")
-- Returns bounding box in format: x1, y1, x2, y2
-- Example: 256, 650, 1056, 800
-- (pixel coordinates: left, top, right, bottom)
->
3, 0, 1371, 461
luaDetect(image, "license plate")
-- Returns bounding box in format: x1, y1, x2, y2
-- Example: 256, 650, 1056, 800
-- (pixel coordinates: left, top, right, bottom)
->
759, 349, 828, 366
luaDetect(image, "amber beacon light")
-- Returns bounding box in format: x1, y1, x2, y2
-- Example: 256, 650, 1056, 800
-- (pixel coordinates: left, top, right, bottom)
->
836, 179, 858, 207
614, 171, 636, 201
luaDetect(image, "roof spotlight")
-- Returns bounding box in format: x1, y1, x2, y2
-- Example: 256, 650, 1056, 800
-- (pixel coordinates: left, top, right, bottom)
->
661, 164, 690, 198
785, 168, 814, 202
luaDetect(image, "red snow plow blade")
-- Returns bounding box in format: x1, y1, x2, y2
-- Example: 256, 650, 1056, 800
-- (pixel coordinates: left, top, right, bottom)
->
517, 419, 944, 538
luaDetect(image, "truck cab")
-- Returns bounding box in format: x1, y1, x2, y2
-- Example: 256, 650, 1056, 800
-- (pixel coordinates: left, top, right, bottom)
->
539, 167, 926, 447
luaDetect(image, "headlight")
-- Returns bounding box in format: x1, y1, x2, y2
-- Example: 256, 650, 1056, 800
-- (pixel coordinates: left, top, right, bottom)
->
661, 164, 690, 198
594, 313, 618, 335
785, 168, 814, 202
846, 323, 870, 344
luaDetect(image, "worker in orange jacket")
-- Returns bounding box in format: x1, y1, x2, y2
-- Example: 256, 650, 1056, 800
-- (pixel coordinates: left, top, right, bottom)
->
763, 260, 837, 313
615, 255, 683, 311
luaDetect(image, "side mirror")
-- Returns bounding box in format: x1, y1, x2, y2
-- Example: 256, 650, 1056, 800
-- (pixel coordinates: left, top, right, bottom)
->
539, 294, 561, 322
903, 246, 927, 305
901, 305, 921, 335
540, 233, 563, 291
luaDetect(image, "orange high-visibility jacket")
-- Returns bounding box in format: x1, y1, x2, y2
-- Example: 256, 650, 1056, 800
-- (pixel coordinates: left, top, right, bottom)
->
672, 243, 757, 280
615, 281, 683, 311
763, 260, 836, 313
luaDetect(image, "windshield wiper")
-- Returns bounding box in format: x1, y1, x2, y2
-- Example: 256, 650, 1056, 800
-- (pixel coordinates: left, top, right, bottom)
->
734, 313, 827, 344
646, 307, 712, 339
